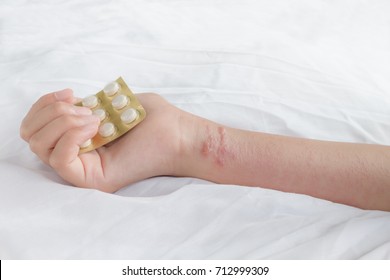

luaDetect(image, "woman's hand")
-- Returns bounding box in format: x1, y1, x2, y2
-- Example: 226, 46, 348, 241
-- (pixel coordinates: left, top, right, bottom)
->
20, 89, 189, 192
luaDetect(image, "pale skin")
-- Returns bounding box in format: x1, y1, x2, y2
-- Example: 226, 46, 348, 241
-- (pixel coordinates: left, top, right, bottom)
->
20, 89, 390, 211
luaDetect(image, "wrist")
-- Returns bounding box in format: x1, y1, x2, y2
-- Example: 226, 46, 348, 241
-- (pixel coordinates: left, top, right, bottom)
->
173, 110, 231, 182
173, 110, 206, 178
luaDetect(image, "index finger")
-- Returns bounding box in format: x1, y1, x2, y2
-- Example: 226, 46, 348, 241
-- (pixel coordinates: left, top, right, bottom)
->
27, 88, 76, 117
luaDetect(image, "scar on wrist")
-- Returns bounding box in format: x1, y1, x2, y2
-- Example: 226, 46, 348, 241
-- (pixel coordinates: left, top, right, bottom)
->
201, 125, 233, 167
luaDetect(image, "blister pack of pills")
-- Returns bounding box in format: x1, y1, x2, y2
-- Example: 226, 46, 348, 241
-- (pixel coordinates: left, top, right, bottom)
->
77, 77, 146, 153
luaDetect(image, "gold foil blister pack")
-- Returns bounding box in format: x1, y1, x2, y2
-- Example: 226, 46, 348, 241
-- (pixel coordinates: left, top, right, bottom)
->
77, 77, 146, 153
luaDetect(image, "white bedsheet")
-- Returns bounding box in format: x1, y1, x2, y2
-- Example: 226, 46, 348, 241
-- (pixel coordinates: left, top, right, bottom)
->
1, 0, 390, 259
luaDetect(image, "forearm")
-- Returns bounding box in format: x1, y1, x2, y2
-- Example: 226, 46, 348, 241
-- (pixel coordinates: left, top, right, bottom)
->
178, 114, 390, 211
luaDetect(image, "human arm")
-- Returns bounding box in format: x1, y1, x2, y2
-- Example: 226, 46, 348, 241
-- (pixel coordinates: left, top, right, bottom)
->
178, 114, 390, 211
20, 90, 390, 211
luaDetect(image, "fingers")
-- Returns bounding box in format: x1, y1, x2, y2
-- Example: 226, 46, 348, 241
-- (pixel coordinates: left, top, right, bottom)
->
29, 114, 100, 164
20, 89, 106, 188
49, 123, 100, 186
20, 89, 77, 141
31, 88, 75, 115
21, 101, 92, 142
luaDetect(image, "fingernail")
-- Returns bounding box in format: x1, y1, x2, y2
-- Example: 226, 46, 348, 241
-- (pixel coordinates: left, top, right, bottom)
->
54, 89, 73, 101
73, 106, 92, 115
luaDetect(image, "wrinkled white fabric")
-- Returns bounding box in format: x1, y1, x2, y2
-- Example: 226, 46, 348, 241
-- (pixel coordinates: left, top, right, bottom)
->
1, 0, 390, 259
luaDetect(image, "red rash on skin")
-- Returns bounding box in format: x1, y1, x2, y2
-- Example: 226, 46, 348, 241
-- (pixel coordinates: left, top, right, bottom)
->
201, 126, 213, 157
201, 125, 234, 167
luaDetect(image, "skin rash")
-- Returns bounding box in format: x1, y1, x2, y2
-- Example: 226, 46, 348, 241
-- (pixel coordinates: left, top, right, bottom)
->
201, 125, 235, 167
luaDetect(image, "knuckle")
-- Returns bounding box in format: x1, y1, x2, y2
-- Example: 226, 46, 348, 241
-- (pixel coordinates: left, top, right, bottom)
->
20, 130, 28, 141
28, 136, 41, 154
20, 116, 33, 141
35, 93, 54, 106
20, 124, 28, 141
61, 114, 80, 127
52, 102, 71, 115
